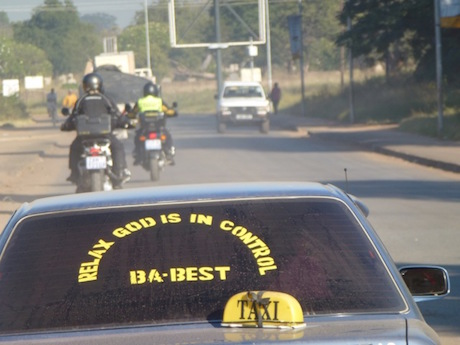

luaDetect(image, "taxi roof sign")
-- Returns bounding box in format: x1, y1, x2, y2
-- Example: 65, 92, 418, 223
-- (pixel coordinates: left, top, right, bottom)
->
222, 291, 306, 329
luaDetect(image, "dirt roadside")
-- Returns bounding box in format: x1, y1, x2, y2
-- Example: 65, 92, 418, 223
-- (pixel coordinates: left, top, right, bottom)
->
0, 116, 74, 229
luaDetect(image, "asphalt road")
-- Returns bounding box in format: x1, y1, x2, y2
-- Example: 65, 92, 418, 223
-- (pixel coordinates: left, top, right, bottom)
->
1, 113, 459, 344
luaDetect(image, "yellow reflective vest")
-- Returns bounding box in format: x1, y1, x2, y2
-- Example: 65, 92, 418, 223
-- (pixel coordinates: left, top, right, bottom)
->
137, 95, 163, 113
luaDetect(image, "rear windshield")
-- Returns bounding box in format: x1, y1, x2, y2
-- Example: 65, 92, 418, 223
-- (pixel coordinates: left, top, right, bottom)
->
223, 85, 264, 98
0, 198, 405, 334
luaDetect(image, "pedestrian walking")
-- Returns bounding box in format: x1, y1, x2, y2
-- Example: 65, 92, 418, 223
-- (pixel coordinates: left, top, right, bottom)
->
269, 82, 282, 114
46, 88, 58, 126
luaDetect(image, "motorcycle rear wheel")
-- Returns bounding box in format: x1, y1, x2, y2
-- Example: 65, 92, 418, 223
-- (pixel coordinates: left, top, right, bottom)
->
90, 171, 104, 191
149, 158, 160, 181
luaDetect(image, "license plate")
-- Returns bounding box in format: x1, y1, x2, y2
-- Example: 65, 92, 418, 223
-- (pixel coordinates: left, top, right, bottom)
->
145, 139, 162, 150
236, 114, 253, 120
86, 156, 107, 169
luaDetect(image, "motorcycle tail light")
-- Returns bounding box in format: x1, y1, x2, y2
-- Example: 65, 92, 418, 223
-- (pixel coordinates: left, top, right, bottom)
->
89, 147, 102, 156
148, 132, 158, 139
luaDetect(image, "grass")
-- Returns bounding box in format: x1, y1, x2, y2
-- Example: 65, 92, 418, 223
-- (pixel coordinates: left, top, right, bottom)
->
273, 70, 460, 141
299, 77, 439, 123
400, 112, 460, 141
161, 80, 217, 114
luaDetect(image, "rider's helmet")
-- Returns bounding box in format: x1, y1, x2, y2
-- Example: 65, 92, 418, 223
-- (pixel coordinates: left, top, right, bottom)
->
82, 73, 103, 93
143, 82, 159, 97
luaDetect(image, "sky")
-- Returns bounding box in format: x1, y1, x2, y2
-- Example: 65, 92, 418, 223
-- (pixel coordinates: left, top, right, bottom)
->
2, 0, 144, 28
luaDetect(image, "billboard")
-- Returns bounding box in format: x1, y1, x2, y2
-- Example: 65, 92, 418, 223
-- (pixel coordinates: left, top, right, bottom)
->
24, 76, 44, 90
2, 79, 20, 97
287, 15, 302, 60
168, 0, 266, 48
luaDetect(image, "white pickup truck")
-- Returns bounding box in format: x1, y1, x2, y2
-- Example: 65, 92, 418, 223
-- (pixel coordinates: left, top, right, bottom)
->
215, 81, 272, 133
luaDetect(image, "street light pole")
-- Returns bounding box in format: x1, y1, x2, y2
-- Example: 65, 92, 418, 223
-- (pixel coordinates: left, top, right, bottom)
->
144, 0, 152, 74
265, 0, 273, 91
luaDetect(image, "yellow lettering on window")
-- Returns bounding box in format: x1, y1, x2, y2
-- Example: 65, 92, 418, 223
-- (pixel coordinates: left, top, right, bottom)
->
199, 267, 214, 281
190, 214, 213, 225
148, 269, 164, 283
78, 272, 97, 283
186, 267, 198, 281
139, 217, 156, 228
214, 266, 230, 280
113, 227, 131, 238
125, 221, 143, 232
130, 270, 146, 284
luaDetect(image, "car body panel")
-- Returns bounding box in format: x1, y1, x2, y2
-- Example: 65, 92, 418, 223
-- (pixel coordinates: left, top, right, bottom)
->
0, 317, 434, 345
0, 317, 445, 345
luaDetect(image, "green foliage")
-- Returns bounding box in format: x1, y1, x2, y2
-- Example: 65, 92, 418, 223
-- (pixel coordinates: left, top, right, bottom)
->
308, 38, 341, 71
414, 27, 460, 84
0, 11, 8, 25
130, 0, 344, 76
336, 0, 460, 81
13, 0, 101, 76
118, 23, 171, 79
301, 0, 343, 70
0, 38, 53, 78
0, 95, 28, 121
132, 1, 214, 77
0, 11, 13, 40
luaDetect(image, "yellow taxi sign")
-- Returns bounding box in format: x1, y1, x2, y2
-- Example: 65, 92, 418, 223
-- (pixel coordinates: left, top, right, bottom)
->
222, 291, 306, 329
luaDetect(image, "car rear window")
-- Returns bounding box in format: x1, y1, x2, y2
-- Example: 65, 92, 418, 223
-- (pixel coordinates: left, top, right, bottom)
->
0, 198, 406, 334
223, 85, 264, 98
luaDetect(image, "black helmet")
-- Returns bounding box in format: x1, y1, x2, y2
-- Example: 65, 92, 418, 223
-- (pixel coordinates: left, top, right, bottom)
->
143, 82, 159, 97
82, 73, 103, 93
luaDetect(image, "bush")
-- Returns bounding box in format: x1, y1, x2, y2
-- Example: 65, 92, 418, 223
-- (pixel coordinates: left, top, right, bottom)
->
0, 96, 28, 122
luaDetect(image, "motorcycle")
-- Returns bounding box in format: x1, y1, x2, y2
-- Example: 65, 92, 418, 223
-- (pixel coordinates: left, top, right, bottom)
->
136, 111, 171, 182
62, 108, 125, 193
75, 114, 119, 192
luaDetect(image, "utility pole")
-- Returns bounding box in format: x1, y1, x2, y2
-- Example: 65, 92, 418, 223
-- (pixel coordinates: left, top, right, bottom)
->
214, 0, 223, 96
434, 0, 444, 136
144, 0, 152, 74
298, 0, 306, 116
347, 16, 355, 124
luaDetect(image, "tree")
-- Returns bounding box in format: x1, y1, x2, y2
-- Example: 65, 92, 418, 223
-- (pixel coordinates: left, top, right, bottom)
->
176, 0, 344, 72
13, 0, 101, 76
125, 0, 345, 77
0, 38, 52, 78
129, 1, 212, 78
336, 0, 446, 78
0, 11, 12, 38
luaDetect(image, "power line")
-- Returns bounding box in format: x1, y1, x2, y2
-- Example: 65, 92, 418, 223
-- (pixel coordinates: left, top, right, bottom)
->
3, 1, 142, 13
4, 0, 298, 13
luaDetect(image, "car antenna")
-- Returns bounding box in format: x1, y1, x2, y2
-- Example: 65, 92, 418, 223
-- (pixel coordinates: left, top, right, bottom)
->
344, 168, 349, 193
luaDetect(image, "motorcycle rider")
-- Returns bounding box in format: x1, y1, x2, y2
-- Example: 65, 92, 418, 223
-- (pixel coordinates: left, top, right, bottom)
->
61, 72, 131, 187
129, 82, 176, 165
